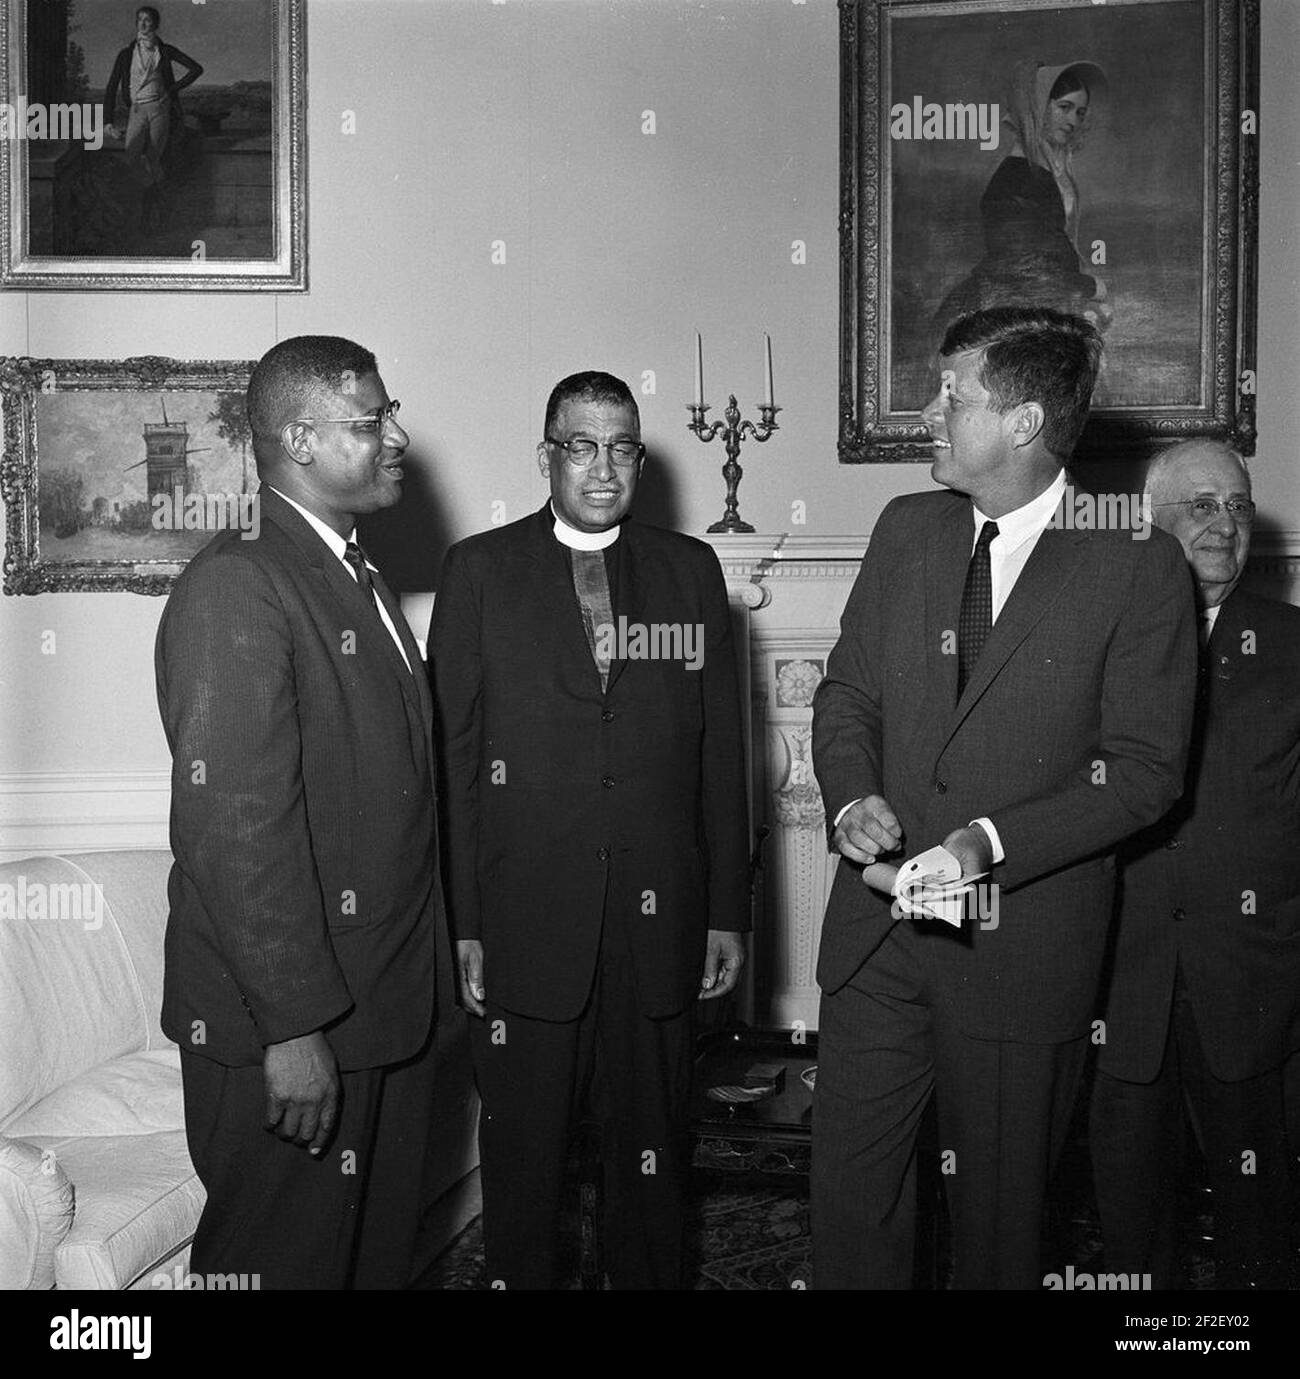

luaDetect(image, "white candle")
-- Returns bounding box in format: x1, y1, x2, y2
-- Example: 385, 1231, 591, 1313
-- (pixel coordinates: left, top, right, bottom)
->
764, 333, 774, 408
694, 332, 704, 408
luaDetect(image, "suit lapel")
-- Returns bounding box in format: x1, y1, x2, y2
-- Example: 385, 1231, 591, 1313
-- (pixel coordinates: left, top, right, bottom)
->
1204, 588, 1245, 688
942, 522, 1090, 749
923, 500, 972, 714
259, 489, 427, 716
521, 505, 606, 694
605, 523, 646, 696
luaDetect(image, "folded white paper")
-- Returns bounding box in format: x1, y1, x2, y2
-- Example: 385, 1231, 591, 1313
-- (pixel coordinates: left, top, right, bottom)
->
861, 844, 986, 928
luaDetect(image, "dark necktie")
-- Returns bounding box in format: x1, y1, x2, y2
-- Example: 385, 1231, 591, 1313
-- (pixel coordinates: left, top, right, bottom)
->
343, 539, 411, 675
571, 549, 615, 691
957, 520, 999, 697
344, 540, 377, 604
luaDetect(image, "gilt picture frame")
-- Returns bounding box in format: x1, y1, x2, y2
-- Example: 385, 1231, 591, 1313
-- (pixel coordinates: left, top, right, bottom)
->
0, 0, 305, 290
2, 355, 256, 594
839, 0, 1259, 461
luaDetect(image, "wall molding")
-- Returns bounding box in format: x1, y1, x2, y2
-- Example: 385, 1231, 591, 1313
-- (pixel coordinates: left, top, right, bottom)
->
0, 770, 170, 860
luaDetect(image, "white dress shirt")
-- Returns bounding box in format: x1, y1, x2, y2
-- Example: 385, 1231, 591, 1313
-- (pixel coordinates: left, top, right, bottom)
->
267, 486, 412, 673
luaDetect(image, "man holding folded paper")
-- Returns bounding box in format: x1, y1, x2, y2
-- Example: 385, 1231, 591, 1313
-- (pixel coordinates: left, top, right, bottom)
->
810, 306, 1198, 1290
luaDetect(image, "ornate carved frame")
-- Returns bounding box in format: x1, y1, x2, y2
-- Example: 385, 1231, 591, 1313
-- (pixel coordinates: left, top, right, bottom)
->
2, 355, 253, 594
838, 0, 1260, 461
0, 0, 306, 290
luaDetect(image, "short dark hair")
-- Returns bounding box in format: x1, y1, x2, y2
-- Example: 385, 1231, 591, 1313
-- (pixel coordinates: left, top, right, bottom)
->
247, 335, 378, 440
543, 371, 638, 437
939, 307, 1102, 458
136, 6, 161, 27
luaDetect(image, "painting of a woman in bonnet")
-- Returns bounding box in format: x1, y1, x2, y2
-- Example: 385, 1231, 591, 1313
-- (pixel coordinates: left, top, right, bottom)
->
934, 59, 1113, 333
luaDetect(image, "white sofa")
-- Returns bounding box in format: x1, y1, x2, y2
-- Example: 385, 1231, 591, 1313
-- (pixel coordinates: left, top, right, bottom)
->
0, 851, 201, 1290
1, 846, 482, 1291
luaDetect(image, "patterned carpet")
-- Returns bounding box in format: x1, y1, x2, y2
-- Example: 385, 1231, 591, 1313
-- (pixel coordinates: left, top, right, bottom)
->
419, 1138, 1247, 1290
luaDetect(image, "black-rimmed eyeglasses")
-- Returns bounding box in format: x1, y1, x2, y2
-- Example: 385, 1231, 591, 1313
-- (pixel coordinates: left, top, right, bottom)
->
545, 437, 644, 468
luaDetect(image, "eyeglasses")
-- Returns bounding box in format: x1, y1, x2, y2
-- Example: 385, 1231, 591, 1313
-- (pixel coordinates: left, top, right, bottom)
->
545, 437, 645, 468
1150, 498, 1256, 524
291, 400, 401, 434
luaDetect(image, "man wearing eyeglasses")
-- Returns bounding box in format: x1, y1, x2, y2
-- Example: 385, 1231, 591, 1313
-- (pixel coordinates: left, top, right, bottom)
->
1091, 438, 1300, 1288
156, 336, 440, 1288
430, 370, 749, 1289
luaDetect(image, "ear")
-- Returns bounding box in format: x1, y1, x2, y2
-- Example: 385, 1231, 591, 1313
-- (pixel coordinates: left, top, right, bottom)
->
1008, 401, 1045, 450
536, 440, 552, 478
279, 420, 316, 468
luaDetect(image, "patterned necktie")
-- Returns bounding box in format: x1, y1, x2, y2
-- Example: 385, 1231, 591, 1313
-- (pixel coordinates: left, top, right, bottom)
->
957, 520, 999, 697
344, 541, 413, 675
571, 549, 614, 691
344, 540, 377, 603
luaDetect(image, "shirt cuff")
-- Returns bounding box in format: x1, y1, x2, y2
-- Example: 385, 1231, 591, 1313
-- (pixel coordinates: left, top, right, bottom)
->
970, 816, 1004, 865
833, 798, 861, 829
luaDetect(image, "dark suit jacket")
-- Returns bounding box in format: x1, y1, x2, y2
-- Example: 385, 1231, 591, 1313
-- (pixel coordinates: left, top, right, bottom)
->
106, 41, 203, 124
812, 489, 1198, 1043
1098, 586, 1300, 1082
155, 488, 440, 1071
429, 505, 750, 1022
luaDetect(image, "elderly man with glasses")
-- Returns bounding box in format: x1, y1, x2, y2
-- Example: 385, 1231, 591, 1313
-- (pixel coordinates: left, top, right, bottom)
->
430, 370, 749, 1289
1091, 438, 1300, 1289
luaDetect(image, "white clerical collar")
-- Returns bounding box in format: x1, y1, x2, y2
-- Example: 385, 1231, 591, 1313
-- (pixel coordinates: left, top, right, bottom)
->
267, 486, 359, 565
550, 502, 620, 551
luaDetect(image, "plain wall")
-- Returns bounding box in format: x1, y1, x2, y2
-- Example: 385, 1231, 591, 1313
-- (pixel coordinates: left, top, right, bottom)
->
2, 0, 1297, 783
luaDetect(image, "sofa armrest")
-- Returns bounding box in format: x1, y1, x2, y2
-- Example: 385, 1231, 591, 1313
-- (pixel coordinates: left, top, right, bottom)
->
0, 1135, 75, 1289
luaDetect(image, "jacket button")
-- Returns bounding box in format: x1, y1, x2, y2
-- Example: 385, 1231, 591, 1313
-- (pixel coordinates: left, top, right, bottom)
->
602, 710, 615, 722
602, 776, 615, 789
1173, 907, 1186, 922
934, 780, 947, 794
1164, 838, 1184, 850
597, 847, 610, 862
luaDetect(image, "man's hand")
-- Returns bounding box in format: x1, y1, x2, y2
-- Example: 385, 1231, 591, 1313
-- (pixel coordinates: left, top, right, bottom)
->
263, 1030, 339, 1156
457, 938, 486, 1017
941, 823, 994, 879
831, 795, 903, 865
699, 930, 745, 1001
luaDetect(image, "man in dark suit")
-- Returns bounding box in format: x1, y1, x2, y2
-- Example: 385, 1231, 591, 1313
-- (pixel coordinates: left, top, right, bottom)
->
105, 7, 203, 193
811, 307, 1198, 1289
1090, 439, 1300, 1289
156, 335, 439, 1289
430, 370, 749, 1289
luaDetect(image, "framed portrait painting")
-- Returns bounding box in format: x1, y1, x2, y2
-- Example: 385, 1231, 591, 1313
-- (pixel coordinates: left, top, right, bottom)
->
839, 0, 1259, 460
2, 355, 256, 593
0, 0, 305, 290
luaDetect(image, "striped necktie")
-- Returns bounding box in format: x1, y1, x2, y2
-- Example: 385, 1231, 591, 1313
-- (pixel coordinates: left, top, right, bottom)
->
571, 549, 614, 691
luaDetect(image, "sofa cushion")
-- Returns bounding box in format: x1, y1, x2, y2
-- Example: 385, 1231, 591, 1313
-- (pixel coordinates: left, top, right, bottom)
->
25, 1130, 204, 1290
5, 1051, 185, 1140
0, 852, 175, 1128
0, 1136, 76, 1290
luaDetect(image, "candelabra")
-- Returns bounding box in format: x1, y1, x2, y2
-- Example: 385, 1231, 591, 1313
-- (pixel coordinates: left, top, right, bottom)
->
688, 395, 780, 534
